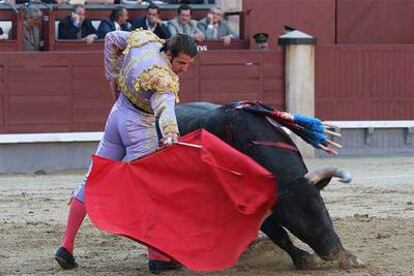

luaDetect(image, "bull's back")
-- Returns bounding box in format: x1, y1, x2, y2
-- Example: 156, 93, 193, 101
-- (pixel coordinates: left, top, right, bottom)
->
176, 102, 308, 188
176, 102, 220, 134
206, 105, 308, 187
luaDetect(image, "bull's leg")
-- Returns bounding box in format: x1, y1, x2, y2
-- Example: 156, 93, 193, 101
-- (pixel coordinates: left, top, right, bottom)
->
261, 215, 317, 269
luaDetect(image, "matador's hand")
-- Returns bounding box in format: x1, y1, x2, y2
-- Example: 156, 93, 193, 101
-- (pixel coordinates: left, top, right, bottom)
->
161, 133, 178, 146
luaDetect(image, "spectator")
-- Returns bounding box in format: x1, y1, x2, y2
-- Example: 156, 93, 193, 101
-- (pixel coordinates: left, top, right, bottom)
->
23, 6, 43, 51
168, 4, 204, 43
0, 27, 7, 40
131, 3, 171, 39
58, 4, 97, 44
197, 6, 235, 46
253, 32, 269, 50
97, 6, 131, 39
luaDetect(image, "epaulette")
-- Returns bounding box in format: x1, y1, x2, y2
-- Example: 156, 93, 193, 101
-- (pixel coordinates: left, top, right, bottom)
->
123, 28, 165, 56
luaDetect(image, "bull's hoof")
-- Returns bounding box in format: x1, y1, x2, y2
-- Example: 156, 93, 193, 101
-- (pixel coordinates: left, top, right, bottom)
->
293, 252, 318, 269
336, 250, 365, 269
319, 249, 365, 269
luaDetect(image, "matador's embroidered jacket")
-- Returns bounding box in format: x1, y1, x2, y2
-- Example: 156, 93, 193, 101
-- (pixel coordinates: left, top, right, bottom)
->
104, 29, 180, 137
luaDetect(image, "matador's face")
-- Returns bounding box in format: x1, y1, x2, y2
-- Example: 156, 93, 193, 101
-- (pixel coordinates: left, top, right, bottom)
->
169, 52, 195, 75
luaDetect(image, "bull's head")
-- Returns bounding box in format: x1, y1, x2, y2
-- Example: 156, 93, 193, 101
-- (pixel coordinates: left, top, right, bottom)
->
274, 167, 363, 268
206, 106, 362, 267
275, 168, 349, 260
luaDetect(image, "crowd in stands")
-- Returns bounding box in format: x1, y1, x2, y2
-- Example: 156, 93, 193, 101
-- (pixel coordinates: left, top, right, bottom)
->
0, 2, 236, 51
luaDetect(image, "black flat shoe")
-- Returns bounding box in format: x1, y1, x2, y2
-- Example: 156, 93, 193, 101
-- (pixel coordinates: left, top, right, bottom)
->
55, 247, 78, 270
148, 260, 181, 274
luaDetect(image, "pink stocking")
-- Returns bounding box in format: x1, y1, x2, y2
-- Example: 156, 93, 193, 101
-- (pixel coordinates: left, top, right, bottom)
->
60, 198, 86, 254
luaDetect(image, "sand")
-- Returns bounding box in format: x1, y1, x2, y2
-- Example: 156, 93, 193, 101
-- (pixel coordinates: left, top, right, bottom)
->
1, 156, 413, 275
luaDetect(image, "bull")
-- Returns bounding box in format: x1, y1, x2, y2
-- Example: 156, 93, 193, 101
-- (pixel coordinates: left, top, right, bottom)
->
175, 101, 363, 269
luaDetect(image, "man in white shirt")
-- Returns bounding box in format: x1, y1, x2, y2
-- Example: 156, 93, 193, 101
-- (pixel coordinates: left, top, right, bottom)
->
131, 3, 171, 39
97, 6, 132, 39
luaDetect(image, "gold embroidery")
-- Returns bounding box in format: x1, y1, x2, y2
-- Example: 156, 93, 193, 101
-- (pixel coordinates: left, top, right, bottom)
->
116, 31, 179, 114
160, 119, 179, 135
134, 65, 180, 103
144, 126, 158, 152
117, 48, 159, 94
123, 29, 165, 56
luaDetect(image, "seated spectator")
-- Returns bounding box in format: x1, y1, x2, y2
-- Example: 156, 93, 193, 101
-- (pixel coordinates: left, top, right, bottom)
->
197, 6, 235, 46
131, 3, 171, 39
168, 4, 204, 43
97, 6, 131, 39
23, 6, 43, 51
0, 27, 7, 40
58, 4, 97, 44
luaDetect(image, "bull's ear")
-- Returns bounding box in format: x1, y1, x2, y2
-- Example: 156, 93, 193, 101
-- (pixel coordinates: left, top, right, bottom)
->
314, 177, 332, 191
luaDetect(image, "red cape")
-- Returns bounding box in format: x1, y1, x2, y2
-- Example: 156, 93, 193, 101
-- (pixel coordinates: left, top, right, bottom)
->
85, 129, 276, 271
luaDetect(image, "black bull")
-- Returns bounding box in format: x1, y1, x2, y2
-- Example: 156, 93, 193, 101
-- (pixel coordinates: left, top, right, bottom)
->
175, 102, 363, 269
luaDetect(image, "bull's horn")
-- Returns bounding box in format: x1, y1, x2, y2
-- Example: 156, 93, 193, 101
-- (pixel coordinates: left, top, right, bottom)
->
304, 167, 352, 185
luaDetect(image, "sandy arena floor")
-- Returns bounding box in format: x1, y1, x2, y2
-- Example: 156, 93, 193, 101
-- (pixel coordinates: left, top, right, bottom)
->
0, 156, 413, 275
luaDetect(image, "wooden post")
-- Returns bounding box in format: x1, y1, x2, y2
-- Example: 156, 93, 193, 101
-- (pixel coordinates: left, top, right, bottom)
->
278, 30, 317, 158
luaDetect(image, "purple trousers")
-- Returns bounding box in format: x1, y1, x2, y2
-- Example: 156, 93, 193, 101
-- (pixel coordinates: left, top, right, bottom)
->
73, 93, 159, 202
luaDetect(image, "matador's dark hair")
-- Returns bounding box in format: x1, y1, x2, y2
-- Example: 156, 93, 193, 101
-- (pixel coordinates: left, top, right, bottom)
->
161, 33, 198, 58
